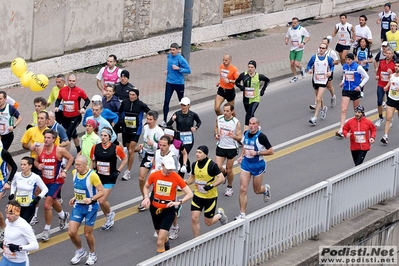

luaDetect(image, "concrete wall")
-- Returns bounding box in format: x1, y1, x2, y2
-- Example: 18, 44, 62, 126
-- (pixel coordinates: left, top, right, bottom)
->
0, 0, 394, 87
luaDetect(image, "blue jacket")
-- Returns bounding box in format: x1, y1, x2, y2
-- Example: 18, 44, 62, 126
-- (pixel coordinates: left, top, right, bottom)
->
166, 53, 191, 84
83, 108, 118, 126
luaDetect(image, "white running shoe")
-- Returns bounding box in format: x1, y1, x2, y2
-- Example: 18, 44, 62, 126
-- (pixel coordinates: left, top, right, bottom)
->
331, 95, 336, 107
41, 229, 50, 242
300, 67, 306, 78
217, 208, 228, 225
122, 170, 131, 181
59, 212, 69, 230
335, 130, 344, 138
375, 118, 384, 127
309, 104, 316, 110
383, 101, 387, 108
101, 211, 115, 231
224, 187, 233, 197
309, 116, 317, 125
85, 252, 97, 265
71, 248, 87, 265
381, 134, 388, 144
290, 76, 298, 83
153, 231, 158, 238
320, 106, 328, 120
169, 224, 180, 240
30, 216, 39, 226
263, 184, 271, 202
234, 214, 246, 220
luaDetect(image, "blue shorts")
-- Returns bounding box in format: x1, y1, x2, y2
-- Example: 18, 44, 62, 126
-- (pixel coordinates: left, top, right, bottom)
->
0, 256, 26, 266
103, 183, 114, 189
45, 183, 62, 199
241, 158, 266, 176
71, 203, 98, 226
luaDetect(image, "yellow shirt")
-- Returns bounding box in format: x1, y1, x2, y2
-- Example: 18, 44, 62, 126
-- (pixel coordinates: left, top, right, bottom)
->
31, 110, 46, 127
386, 30, 399, 51
20, 126, 60, 158
193, 158, 218, 199
47, 86, 61, 105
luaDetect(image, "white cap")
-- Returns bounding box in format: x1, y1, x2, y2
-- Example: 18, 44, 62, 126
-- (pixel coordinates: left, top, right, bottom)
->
162, 156, 176, 170
91, 95, 102, 101
180, 97, 190, 105
382, 41, 388, 46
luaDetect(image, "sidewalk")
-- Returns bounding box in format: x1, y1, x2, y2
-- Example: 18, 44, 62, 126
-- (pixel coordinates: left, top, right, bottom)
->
3, 3, 390, 155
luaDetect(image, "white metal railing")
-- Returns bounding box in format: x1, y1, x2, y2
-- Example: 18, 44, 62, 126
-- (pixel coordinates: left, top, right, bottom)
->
138, 149, 399, 266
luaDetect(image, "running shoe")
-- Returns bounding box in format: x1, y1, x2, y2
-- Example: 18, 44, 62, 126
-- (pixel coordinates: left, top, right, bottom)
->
101, 211, 115, 231
175, 203, 182, 218
320, 106, 328, 120
335, 130, 344, 138
234, 214, 246, 220
360, 91, 364, 98
381, 135, 388, 144
59, 212, 70, 230
85, 252, 97, 265
309, 104, 316, 110
217, 208, 228, 225
169, 224, 180, 240
300, 67, 306, 78
30, 216, 38, 226
41, 229, 50, 242
71, 248, 87, 265
331, 95, 336, 107
375, 118, 384, 127
309, 116, 317, 125
165, 240, 171, 251
263, 184, 271, 202
138, 149, 144, 160
122, 170, 131, 181
383, 101, 387, 108
290, 76, 298, 83
153, 231, 158, 238
138, 204, 146, 212
0, 229, 4, 241
224, 187, 233, 197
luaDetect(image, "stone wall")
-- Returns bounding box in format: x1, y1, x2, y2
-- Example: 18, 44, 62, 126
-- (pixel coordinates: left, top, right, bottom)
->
223, 0, 253, 17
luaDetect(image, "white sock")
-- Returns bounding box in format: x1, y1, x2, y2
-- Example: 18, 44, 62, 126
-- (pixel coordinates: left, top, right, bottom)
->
58, 211, 65, 219
34, 207, 39, 216
44, 224, 51, 230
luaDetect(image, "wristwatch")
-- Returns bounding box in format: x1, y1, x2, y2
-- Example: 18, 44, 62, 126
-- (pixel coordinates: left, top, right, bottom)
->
62, 169, 68, 174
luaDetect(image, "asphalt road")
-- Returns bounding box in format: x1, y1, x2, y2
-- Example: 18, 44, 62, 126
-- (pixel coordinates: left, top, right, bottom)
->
6, 66, 397, 265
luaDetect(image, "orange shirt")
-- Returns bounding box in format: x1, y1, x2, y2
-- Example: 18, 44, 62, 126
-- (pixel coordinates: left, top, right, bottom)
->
219, 64, 240, 89
148, 170, 187, 209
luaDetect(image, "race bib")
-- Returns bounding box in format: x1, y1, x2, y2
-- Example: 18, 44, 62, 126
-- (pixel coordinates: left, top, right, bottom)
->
64, 101, 75, 113
315, 72, 326, 81
195, 180, 208, 194
43, 165, 55, 179
345, 73, 354, 81
381, 71, 390, 82
155, 180, 172, 196
382, 21, 390, 30
390, 89, 398, 96
0, 122, 6, 134
244, 87, 255, 98
219, 125, 233, 136
291, 41, 299, 47
179, 131, 193, 145
389, 41, 397, 49
124, 116, 137, 128
354, 131, 366, 143
97, 161, 110, 176
74, 188, 86, 204
244, 144, 255, 158
16, 190, 31, 207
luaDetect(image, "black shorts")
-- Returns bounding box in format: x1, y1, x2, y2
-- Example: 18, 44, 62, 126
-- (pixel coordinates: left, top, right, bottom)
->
342, 90, 361, 101
217, 87, 236, 102
123, 133, 140, 144
328, 72, 334, 81
386, 97, 399, 110
312, 80, 328, 90
190, 195, 217, 219
140, 153, 155, 168
216, 146, 238, 160
335, 43, 350, 53
149, 204, 175, 231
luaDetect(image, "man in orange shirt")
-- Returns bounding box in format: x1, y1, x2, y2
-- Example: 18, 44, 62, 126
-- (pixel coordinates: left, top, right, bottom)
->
214, 54, 240, 116
141, 156, 193, 254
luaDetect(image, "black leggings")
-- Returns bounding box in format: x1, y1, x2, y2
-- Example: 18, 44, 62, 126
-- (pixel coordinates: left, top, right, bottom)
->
244, 102, 260, 126
351, 150, 368, 166
21, 205, 36, 223
62, 115, 82, 140
1, 132, 14, 150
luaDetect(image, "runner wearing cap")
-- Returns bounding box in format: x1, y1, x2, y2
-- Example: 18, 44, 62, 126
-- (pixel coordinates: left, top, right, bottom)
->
235, 60, 270, 131
96, 54, 122, 95
115, 70, 135, 102
141, 156, 193, 254
342, 105, 376, 166
82, 95, 119, 127
185, 145, 228, 237
377, 3, 398, 42
336, 53, 369, 137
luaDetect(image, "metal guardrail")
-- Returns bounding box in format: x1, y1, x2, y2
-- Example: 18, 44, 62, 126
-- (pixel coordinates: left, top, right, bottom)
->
138, 149, 399, 266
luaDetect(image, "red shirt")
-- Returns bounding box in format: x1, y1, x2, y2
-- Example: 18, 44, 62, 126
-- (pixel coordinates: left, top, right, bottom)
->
57, 86, 89, 118
343, 117, 376, 151
377, 59, 395, 88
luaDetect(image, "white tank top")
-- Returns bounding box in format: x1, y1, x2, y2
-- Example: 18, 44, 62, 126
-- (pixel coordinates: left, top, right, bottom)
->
388, 75, 399, 101
313, 55, 329, 85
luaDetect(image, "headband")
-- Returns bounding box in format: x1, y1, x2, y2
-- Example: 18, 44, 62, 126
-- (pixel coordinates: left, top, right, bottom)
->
6, 204, 20, 216
164, 128, 175, 136
101, 128, 113, 138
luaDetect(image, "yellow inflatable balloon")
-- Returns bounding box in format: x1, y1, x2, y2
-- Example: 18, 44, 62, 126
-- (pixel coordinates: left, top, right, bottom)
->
20, 71, 35, 87
30, 74, 49, 92
11, 58, 27, 78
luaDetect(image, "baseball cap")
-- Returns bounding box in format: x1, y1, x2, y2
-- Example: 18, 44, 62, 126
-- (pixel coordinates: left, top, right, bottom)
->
355, 105, 365, 114
162, 156, 176, 170
346, 53, 355, 60
382, 41, 389, 46
91, 95, 102, 102
121, 70, 130, 79
180, 97, 190, 105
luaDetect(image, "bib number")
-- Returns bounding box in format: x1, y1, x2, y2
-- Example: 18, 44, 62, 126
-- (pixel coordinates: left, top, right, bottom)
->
244, 87, 255, 98
16, 191, 31, 207
0, 122, 6, 134
97, 161, 110, 176
345, 73, 354, 82
74, 188, 86, 204
179, 131, 193, 145
354, 131, 366, 143
155, 180, 172, 196
315, 72, 326, 81
64, 101, 75, 113
381, 71, 390, 82
124, 116, 137, 129
390, 89, 398, 96
43, 165, 55, 179
195, 180, 208, 194
382, 21, 390, 30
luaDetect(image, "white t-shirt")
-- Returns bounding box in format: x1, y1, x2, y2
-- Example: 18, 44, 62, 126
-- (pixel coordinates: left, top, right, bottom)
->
335, 22, 353, 46
142, 125, 164, 154
286, 25, 310, 51
10, 172, 49, 206
353, 25, 373, 47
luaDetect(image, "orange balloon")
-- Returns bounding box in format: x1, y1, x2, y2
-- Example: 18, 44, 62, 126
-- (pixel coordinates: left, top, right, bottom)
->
30, 74, 49, 92
20, 71, 35, 87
